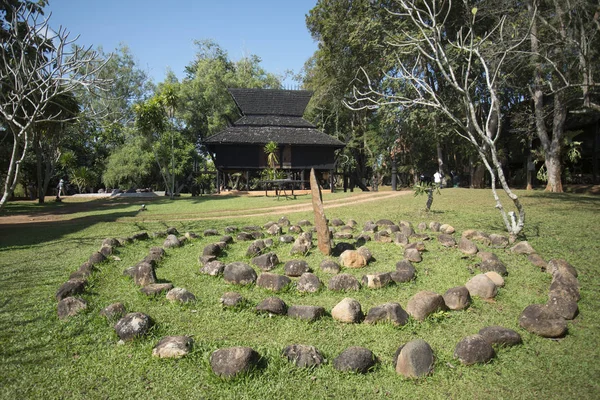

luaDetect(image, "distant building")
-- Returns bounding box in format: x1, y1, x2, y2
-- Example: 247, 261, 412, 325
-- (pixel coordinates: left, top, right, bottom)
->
204, 88, 344, 192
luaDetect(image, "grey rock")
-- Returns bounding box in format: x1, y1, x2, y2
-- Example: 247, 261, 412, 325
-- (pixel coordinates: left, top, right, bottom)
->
440, 224, 455, 234
297, 220, 312, 227
219, 235, 234, 244
485, 271, 505, 287
140, 283, 174, 296
363, 221, 378, 233
547, 292, 579, 320
417, 222, 427, 232
203, 243, 222, 257
198, 255, 217, 265
478, 326, 522, 346
328, 274, 360, 291
429, 222, 441, 232
288, 225, 303, 234
297, 273, 321, 293
100, 302, 126, 320
267, 224, 282, 235
438, 234, 456, 247
88, 251, 107, 266
528, 253, 548, 270
400, 224, 415, 237
519, 304, 568, 338
282, 344, 325, 368
361, 272, 391, 289
252, 252, 280, 271
256, 296, 287, 315
465, 274, 498, 299
394, 232, 409, 246
489, 234, 509, 247
331, 218, 345, 226
256, 273, 291, 291
223, 262, 257, 285
331, 297, 363, 323
364, 302, 409, 326
458, 238, 478, 255
166, 287, 196, 303
99, 245, 114, 257
357, 246, 373, 263
114, 312, 152, 341
478, 252, 499, 262
237, 232, 255, 241
102, 237, 120, 248
185, 231, 200, 239
131, 231, 149, 241
287, 305, 326, 322
454, 334, 495, 365
547, 259, 578, 277
375, 219, 395, 226
284, 260, 310, 277
404, 248, 422, 263
210, 346, 260, 378
478, 259, 508, 276
510, 241, 536, 254
550, 272, 581, 301
57, 297, 87, 320
224, 226, 238, 234
163, 234, 181, 249
56, 279, 87, 301
280, 234, 295, 243
334, 232, 353, 240
320, 259, 341, 274
374, 231, 393, 243
406, 291, 446, 321
220, 292, 245, 308
133, 262, 157, 287
391, 260, 416, 283
394, 339, 434, 378
333, 347, 377, 373
443, 286, 471, 310
166, 227, 179, 235
203, 229, 219, 236
278, 216, 291, 227
152, 336, 193, 358
200, 260, 226, 276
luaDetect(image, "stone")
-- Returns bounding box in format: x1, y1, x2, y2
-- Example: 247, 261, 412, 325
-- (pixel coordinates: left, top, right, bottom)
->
246, 243, 263, 257
376, 219, 395, 226
417, 222, 427, 231
224, 226, 238, 234
443, 286, 471, 310
100, 302, 126, 320
406, 291, 446, 321
393, 260, 416, 282
131, 231, 150, 241
310, 168, 332, 256
152, 336, 193, 358
200, 260, 226, 276
114, 312, 152, 341
547, 292, 579, 320
203, 243, 222, 257
404, 248, 422, 263
363, 221, 378, 233
355, 233, 372, 246
163, 234, 181, 249
394, 339, 434, 378
210, 347, 260, 378
152, 231, 167, 238
278, 216, 291, 227
489, 234, 509, 247
333, 347, 377, 373
339, 250, 367, 268
56, 279, 87, 301
102, 237, 120, 248
550, 272, 581, 301
394, 232, 409, 246
440, 224, 455, 234
185, 231, 200, 240
361, 272, 391, 289
57, 297, 87, 320
117, 237, 133, 246
364, 302, 409, 326
454, 334, 495, 365
429, 221, 441, 232
282, 344, 325, 368
462, 230, 491, 246
478, 252, 499, 262
328, 274, 360, 291
519, 304, 568, 338
237, 232, 254, 241
465, 274, 498, 299
140, 283, 174, 296
203, 229, 219, 236
528, 253, 548, 270
334, 232, 353, 240
320, 259, 341, 274
223, 262, 257, 285
510, 241, 536, 254
400, 224, 415, 237
198, 255, 217, 265
133, 262, 157, 286
547, 259, 578, 277
165, 227, 179, 235
256, 273, 291, 292
406, 241, 426, 252
284, 260, 310, 277
252, 252, 279, 271
88, 251, 107, 266
333, 242, 355, 255
263, 221, 277, 230
287, 305, 326, 322
374, 231, 393, 243
478, 326, 522, 347
458, 238, 478, 255
347, 219, 358, 227
220, 292, 245, 308
290, 233, 312, 255
484, 271, 505, 287
332, 298, 363, 323
297, 219, 312, 227
256, 296, 287, 315
297, 273, 321, 293
288, 225, 303, 234
99, 245, 114, 257
331, 218, 345, 226
280, 234, 295, 243
478, 259, 508, 276
266, 224, 282, 236
218, 235, 233, 245
166, 288, 196, 303
438, 234, 456, 247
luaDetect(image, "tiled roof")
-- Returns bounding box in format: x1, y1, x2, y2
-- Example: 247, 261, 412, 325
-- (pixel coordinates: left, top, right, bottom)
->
228, 89, 313, 116
235, 115, 315, 128
204, 126, 345, 147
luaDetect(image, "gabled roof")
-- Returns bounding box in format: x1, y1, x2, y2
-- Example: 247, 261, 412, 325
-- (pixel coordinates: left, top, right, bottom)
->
205, 126, 345, 147
235, 115, 314, 128
228, 89, 312, 116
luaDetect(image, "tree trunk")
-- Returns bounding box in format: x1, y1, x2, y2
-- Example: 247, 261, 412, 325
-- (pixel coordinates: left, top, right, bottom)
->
545, 151, 563, 192
471, 164, 486, 188
34, 135, 46, 203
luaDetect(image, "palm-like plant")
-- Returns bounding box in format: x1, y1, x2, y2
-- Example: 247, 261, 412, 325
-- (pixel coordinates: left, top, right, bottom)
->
264, 141, 279, 180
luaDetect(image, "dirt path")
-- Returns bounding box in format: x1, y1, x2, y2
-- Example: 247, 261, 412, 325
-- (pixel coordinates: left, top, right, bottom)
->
0, 190, 412, 225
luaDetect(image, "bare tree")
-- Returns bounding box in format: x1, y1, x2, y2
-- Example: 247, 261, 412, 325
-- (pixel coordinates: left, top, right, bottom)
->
346, 0, 530, 240
0, 3, 107, 209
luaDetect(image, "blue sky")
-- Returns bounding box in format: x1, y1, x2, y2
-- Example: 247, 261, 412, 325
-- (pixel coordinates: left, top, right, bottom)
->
47, 0, 319, 86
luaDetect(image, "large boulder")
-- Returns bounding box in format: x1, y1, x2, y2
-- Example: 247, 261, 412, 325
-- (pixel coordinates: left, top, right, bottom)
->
210, 347, 261, 378
133, 262, 157, 287
331, 297, 363, 323
328, 274, 360, 291
256, 273, 291, 292
57, 297, 87, 320
478, 326, 522, 347
364, 302, 409, 326
519, 304, 568, 338
152, 336, 193, 358
454, 334, 495, 365
406, 291, 446, 321
282, 344, 325, 368
443, 286, 471, 311
333, 347, 377, 373
114, 312, 152, 341
223, 262, 257, 285
394, 339, 434, 378
287, 305, 326, 322
465, 274, 498, 299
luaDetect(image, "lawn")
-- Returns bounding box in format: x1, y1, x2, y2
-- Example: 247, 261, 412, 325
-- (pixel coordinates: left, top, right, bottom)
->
0, 188, 598, 399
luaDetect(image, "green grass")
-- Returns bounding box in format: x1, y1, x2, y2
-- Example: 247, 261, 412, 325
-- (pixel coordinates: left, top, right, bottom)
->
1, 188, 599, 399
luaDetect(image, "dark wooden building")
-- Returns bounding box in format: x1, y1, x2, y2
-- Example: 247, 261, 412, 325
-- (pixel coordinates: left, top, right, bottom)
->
204, 88, 344, 191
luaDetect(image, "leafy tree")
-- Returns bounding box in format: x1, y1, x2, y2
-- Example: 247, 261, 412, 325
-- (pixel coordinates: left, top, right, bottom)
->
101, 134, 154, 189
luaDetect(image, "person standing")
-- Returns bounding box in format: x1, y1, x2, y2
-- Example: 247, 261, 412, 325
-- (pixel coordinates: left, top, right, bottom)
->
433, 171, 442, 187
57, 179, 64, 198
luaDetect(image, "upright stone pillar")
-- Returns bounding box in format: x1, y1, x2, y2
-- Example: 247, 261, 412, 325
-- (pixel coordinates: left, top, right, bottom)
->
310, 168, 332, 256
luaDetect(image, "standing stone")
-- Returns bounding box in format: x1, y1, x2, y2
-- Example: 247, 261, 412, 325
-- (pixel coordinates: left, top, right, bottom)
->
406, 291, 446, 321
465, 274, 498, 299
256, 273, 291, 292
364, 302, 409, 326
114, 312, 152, 341
333, 347, 377, 373
331, 298, 363, 323
210, 347, 261, 378
394, 339, 434, 378
443, 286, 471, 310
297, 273, 321, 293
310, 168, 332, 255
282, 344, 325, 368
57, 297, 87, 320
223, 262, 257, 285
152, 336, 193, 358
454, 335, 495, 365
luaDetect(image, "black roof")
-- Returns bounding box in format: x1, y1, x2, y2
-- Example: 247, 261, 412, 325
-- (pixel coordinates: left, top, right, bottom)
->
205, 126, 344, 147
235, 115, 314, 128
229, 89, 312, 116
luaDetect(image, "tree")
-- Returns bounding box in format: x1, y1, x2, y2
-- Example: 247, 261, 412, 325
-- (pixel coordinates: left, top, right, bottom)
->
347, 0, 529, 240
0, 1, 107, 209
101, 134, 154, 188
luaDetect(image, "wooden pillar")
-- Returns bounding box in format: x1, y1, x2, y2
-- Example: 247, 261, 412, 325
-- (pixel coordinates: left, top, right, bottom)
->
216, 170, 221, 194
391, 155, 397, 191
330, 170, 335, 193
245, 170, 250, 190
301, 169, 306, 190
